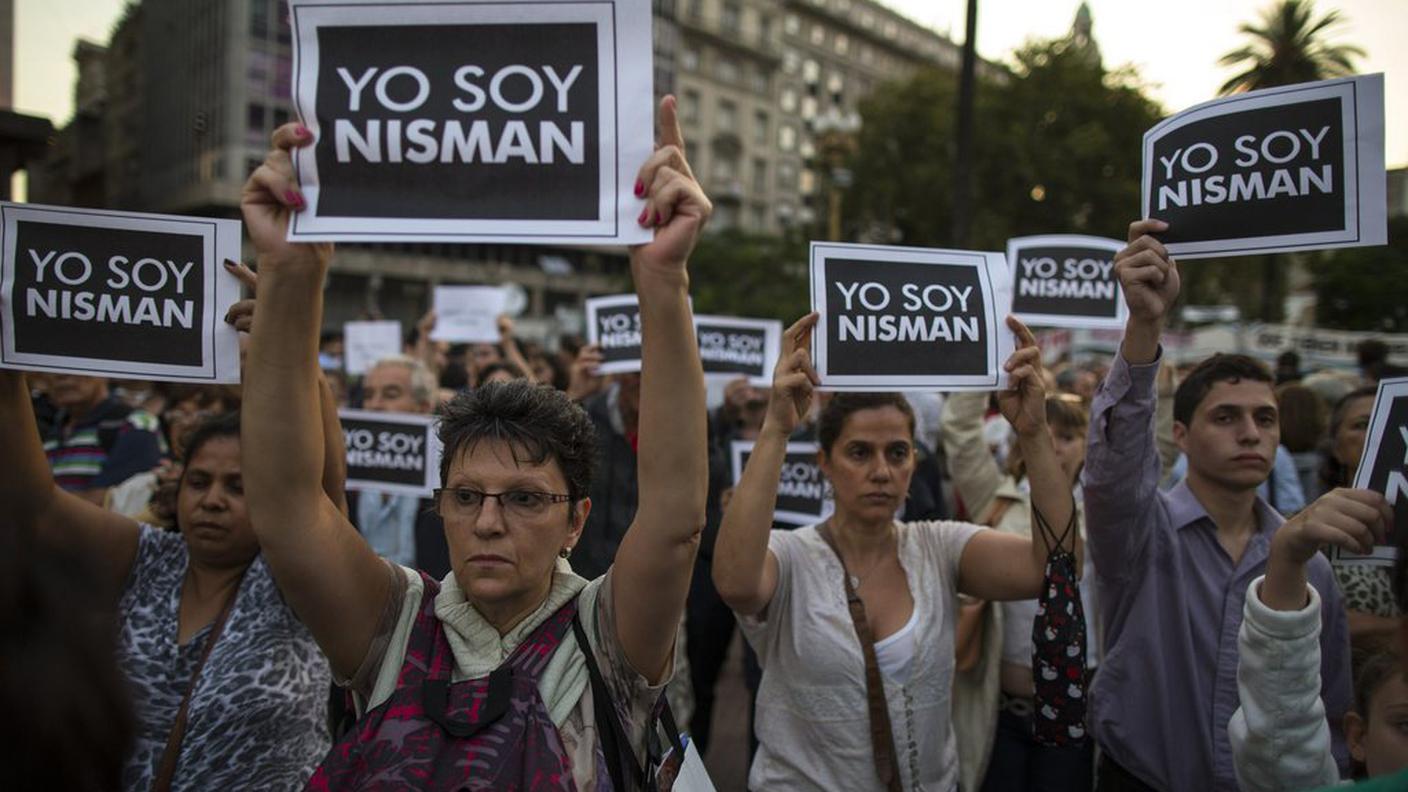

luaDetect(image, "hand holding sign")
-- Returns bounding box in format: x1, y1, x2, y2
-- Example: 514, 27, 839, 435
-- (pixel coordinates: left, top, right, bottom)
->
1114, 219, 1181, 364
222, 259, 260, 333
242, 124, 331, 268
765, 313, 822, 438
631, 96, 712, 278
996, 316, 1049, 438
1265, 486, 1391, 609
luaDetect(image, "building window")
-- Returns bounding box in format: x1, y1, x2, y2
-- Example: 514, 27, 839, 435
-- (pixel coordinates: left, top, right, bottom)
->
784, 13, 800, 35
800, 168, 816, 195
801, 95, 818, 120
779, 125, 797, 151
827, 72, 844, 95
721, 1, 741, 34
250, 0, 269, 37
780, 88, 798, 113
778, 162, 797, 191
718, 99, 737, 131
749, 202, 768, 230
810, 24, 825, 46
834, 33, 849, 55
713, 154, 737, 182
681, 47, 700, 71
246, 103, 267, 144
783, 49, 800, 74
717, 58, 739, 84
752, 158, 768, 194
753, 110, 769, 146
759, 14, 773, 42
681, 89, 701, 123
749, 66, 770, 95
802, 59, 820, 83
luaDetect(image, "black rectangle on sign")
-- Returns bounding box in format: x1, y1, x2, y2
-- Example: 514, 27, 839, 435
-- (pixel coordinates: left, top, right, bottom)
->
10, 221, 205, 366
697, 324, 769, 378
824, 257, 987, 378
343, 417, 432, 487
1363, 394, 1408, 542
1010, 245, 1120, 319
1149, 99, 1345, 244
594, 305, 641, 366
314, 23, 600, 221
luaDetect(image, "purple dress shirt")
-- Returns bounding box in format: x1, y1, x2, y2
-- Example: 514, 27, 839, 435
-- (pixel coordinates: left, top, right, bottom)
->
1082, 351, 1351, 791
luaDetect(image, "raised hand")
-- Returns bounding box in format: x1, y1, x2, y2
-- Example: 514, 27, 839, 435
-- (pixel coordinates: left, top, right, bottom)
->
631, 95, 712, 278
764, 313, 821, 438
996, 316, 1048, 438
1114, 219, 1180, 327
241, 123, 331, 268
1262, 487, 1392, 610
566, 344, 606, 401
222, 259, 260, 333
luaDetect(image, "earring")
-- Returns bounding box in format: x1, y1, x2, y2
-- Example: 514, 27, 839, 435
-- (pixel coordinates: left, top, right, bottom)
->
559, 547, 572, 559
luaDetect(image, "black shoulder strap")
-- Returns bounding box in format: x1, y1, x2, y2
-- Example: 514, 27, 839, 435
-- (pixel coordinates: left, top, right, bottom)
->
574, 612, 641, 791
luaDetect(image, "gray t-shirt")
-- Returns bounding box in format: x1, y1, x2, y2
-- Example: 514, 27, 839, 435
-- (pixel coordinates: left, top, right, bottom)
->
740, 520, 982, 791
117, 525, 332, 791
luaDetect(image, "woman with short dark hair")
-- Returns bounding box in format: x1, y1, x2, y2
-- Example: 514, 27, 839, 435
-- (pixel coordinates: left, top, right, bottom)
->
713, 313, 1082, 791
238, 98, 712, 789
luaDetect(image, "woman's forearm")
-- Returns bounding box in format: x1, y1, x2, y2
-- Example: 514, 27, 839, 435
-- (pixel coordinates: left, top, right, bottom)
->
712, 423, 788, 614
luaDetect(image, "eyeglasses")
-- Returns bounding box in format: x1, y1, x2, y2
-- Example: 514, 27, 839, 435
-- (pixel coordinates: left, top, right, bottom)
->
433, 487, 572, 520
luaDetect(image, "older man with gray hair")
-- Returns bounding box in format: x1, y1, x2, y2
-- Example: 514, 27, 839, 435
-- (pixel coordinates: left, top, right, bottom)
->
348, 354, 450, 577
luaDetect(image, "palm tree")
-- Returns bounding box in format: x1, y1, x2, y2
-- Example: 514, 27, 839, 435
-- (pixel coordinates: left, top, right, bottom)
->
1218, 0, 1365, 95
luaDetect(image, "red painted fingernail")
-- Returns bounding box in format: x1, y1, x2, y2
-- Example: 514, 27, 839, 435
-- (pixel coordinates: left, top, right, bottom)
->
295, 124, 311, 138
634, 179, 645, 197
637, 208, 649, 225
285, 190, 305, 208
652, 210, 662, 225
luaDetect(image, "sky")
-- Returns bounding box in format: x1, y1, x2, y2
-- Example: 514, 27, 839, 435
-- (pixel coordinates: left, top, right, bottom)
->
10, 0, 1408, 168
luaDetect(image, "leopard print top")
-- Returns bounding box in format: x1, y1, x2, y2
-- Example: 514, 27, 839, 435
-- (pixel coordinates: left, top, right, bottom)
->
1333, 563, 1400, 619
117, 525, 332, 791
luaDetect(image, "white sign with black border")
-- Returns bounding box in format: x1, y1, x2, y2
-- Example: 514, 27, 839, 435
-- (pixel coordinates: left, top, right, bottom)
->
585, 293, 641, 375
809, 242, 1014, 392
1142, 74, 1386, 259
0, 202, 241, 383
341, 408, 443, 497
344, 320, 404, 376
695, 315, 782, 386
731, 440, 834, 527
286, 0, 653, 245
431, 285, 509, 343
1005, 234, 1127, 330
1332, 376, 1408, 567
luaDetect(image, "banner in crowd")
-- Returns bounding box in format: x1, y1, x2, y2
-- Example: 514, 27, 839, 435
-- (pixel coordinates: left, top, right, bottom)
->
430, 285, 509, 343
1246, 323, 1408, 371
340, 408, 442, 497
731, 440, 834, 526
585, 293, 642, 374
1005, 235, 1127, 330
1142, 73, 1386, 258
0, 202, 241, 383
1333, 377, 1408, 566
694, 315, 782, 385
809, 242, 1014, 391
343, 320, 403, 375
286, 0, 654, 245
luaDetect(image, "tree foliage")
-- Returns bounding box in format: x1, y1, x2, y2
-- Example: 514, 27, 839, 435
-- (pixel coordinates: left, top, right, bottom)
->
1304, 216, 1408, 332
1217, 0, 1364, 95
842, 35, 1164, 252
686, 228, 812, 323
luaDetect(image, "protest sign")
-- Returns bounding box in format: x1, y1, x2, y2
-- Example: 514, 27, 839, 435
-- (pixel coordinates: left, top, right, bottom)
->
1142, 74, 1386, 258
340, 408, 442, 497
1334, 377, 1408, 566
695, 315, 782, 385
809, 242, 1014, 391
0, 202, 241, 383
585, 294, 642, 374
430, 285, 509, 343
1006, 235, 1127, 330
731, 440, 834, 527
286, 0, 653, 245
344, 320, 403, 375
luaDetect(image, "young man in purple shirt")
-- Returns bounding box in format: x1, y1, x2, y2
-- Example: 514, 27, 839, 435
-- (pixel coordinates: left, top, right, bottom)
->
1084, 218, 1362, 791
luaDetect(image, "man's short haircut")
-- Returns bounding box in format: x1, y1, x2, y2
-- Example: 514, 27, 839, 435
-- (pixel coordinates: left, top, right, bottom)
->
370, 355, 437, 408
437, 380, 597, 503
1172, 354, 1275, 426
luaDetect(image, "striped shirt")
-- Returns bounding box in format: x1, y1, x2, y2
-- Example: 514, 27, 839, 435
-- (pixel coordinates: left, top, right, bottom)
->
44, 396, 163, 492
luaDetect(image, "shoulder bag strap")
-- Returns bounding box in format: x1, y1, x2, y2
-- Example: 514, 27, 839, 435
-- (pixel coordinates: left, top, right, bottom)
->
817, 525, 904, 792
574, 611, 645, 791
151, 573, 245, 792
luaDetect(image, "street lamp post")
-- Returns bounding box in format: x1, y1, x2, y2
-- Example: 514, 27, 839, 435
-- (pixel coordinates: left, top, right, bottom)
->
811, 107, 861, 242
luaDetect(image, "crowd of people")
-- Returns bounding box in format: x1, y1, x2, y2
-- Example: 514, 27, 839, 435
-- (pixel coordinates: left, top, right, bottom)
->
4, 96, 1406, 792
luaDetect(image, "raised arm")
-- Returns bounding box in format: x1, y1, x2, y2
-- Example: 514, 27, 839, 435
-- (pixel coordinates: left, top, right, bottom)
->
941, 389, 1005, 522
0, 370, 140, 591
239, 125, 389, 679
496, 315, 537, 384
609, 96, 714, 681
1081, 219, 1180, 578
959, 317, 1080, 601
712, 313, 820, 617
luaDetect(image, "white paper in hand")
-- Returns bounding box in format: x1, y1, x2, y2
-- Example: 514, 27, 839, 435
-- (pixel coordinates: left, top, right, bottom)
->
431, 285, 510, 343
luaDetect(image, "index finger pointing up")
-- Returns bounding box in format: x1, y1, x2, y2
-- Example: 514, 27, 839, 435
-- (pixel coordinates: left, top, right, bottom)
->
658, 95, 685, 151
1005, 314, 1037, 349
783, 312, 820, 356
